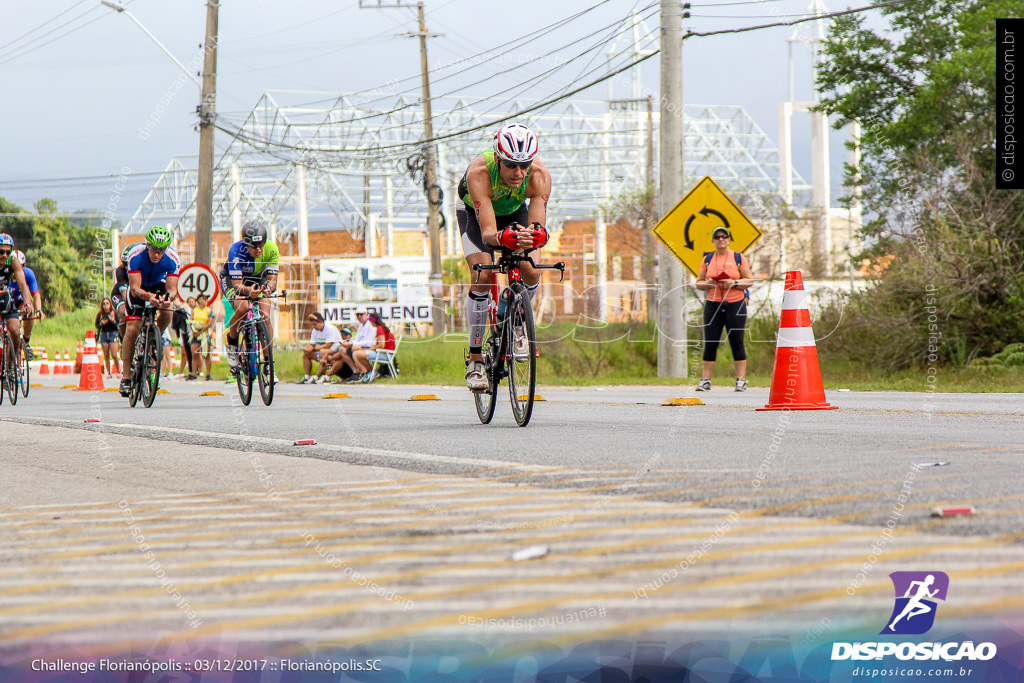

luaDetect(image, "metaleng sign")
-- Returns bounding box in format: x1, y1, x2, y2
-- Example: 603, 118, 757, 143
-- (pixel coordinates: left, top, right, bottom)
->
832, 571, 997, 665
319, 257, 432, 324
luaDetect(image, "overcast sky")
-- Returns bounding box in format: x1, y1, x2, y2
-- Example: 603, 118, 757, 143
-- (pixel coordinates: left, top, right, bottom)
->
0, 0, 869, 223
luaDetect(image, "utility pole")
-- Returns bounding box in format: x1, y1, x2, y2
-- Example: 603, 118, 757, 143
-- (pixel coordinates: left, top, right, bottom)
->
195, 0, 219, 266
644, 94, 657, 322
658, 1, 687, 378
416, 2, 444, 334
359, 0, 444, 333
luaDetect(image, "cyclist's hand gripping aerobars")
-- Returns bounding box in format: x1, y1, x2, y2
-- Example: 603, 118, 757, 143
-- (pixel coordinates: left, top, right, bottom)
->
498, 223, 547, 251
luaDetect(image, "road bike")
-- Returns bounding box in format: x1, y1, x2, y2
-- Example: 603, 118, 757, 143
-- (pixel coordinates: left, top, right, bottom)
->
127, 300, 167, 408
471, 249, 564, 427
230, 290, 286, 407
19, 312, 41, 398
0, 325, 18, 406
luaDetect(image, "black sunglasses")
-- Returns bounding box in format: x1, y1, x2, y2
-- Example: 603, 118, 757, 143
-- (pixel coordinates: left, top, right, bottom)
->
501, 159, 532, 171
0, 249, 11, 256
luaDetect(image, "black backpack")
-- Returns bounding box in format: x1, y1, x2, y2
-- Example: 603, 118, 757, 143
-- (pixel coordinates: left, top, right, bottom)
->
703, 251, 749, 299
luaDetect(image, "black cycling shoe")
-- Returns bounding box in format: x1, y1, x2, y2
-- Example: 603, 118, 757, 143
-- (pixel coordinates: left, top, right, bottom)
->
118, 379, 132, 397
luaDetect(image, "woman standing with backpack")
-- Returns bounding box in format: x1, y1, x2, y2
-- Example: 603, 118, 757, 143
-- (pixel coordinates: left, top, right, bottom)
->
694, 226, 754, 392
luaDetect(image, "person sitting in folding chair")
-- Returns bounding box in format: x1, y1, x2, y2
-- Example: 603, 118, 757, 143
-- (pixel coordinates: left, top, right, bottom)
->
352, 311, 397, 383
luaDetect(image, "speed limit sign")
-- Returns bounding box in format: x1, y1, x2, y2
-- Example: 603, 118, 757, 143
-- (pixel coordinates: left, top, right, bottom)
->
176, 263, 221, 302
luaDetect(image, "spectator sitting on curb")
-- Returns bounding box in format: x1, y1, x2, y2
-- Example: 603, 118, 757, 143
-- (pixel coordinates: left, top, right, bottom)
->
301, 312, 342, 384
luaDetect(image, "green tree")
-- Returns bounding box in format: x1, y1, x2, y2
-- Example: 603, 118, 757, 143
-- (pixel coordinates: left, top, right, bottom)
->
0, 197, 108, 314
814, 0, 1024, 368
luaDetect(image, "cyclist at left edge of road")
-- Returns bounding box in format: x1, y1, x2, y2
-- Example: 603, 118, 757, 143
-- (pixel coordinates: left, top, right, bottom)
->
0, 234, 35, 362
119, 226, 181, 397
219, 219, 279, 371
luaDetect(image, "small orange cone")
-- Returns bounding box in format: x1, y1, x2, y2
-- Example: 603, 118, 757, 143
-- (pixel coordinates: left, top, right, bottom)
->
76, 331, 105, 391
211, 344, 220, 363
39, 348, 50, 374
758, 271, 837, 411
57, 350, 71, 374
74, 339, 84, 374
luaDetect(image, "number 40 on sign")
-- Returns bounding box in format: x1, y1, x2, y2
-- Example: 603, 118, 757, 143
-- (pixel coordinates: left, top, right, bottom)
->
176, 263, 221, 302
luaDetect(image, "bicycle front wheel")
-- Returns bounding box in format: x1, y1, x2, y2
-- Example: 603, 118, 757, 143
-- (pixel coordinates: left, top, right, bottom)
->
5, 337, 19, 405
473, 312, 499, 425
505, 284, 536, 427
128, 341, 142, 407
256, 320, 274, 406
141, 325, 162, 408
236, 325, 253, 406
20, 345, 30, 397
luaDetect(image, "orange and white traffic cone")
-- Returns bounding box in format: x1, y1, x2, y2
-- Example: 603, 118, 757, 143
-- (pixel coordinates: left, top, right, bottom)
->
57, 350, 71, 374
38, 348, 50, 374
758, 270, 837, 411
74, 339, 84, 374
211, 344, 220, 364
76, 330, 105, 391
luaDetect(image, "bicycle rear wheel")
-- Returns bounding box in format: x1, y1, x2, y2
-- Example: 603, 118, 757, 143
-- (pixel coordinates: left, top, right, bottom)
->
20, 344, 30, 397
473, 313, 499, 424
141, 325, 162, 408
5, 336, 19, 405
256, 320, 274, 406
506, 284, 536, 427
236, 325, 253, 406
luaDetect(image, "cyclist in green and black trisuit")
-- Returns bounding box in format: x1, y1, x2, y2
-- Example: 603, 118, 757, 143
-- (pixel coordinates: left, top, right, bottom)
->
219, 220, 279, 371
456, 123, 552, 391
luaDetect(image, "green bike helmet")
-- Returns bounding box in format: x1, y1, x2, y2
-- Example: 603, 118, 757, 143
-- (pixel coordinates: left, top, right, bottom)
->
145, 225, 173, 249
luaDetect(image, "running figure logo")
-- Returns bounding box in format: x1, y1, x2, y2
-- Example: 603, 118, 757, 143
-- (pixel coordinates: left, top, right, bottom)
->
881, 571, 949, 635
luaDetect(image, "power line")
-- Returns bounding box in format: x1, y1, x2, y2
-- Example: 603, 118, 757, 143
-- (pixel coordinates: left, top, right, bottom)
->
0, 3, 112, 65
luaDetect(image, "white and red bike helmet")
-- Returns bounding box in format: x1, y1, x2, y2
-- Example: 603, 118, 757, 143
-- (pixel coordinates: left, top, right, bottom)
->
494, 123, 539, 164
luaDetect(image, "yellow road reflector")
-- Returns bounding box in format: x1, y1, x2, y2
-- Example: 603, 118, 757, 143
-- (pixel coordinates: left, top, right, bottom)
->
61, 385, 77, 389
323, 392, 351, 399
409, 394, 441, 401
157, 389, 169, 394
518, 394, 546, 401
104, 387, 119, 392
662, 397, 705, 406
200, 391, 223, 396
30, 383, 43, 387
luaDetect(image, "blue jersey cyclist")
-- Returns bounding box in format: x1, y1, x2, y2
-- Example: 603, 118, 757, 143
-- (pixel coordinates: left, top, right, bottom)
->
456, 123, 552, 391
219, 220, 279, 370
9, 250, 43, 359
0, 234, 35, 362
118, 225, 181, 397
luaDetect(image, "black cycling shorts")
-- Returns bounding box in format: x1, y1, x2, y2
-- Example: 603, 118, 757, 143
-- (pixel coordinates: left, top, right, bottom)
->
124, 283, 169, 321
456, 203, 529, 258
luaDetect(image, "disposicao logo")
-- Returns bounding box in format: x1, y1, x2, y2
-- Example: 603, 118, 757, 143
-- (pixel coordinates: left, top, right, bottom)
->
831, 570, 997, 663
881, 571, 949, 635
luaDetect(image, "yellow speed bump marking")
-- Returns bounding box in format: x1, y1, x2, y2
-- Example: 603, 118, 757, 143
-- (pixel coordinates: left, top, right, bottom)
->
30, 383, 43, 387
200, 391, 223, 396
157, 389, 168, 394
103, 387, 119, 392
518, 394, 546, 402
409, 394, 441, 401
323, 392, 350, 399
61, 385, 77, 389
662, 397, 705, 406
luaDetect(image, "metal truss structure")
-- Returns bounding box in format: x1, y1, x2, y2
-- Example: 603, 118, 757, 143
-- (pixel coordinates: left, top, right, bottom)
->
125, 90, 811, 249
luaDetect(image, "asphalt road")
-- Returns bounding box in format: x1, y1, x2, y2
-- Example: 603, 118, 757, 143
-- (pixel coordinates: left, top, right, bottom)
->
1, 376, 1022, 649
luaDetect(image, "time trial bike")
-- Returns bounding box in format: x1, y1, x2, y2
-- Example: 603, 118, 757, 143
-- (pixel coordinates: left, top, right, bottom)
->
230, 290, 286, 406
471, 249, 564, 427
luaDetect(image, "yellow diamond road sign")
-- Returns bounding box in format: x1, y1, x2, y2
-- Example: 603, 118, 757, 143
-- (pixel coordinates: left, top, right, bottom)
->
653, 176, 763, 277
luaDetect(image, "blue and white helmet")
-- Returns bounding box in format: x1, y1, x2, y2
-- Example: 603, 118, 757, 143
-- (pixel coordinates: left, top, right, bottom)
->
494, 123, 539, 164
0, 234, 13, 247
